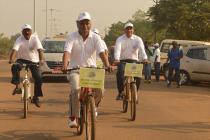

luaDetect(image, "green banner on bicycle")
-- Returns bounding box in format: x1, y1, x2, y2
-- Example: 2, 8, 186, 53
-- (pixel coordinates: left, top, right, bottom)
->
79, 67, 105, 89
124, 63, 143, 77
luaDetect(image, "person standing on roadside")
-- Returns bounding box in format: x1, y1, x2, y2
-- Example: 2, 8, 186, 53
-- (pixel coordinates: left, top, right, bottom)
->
144, 41, 153, 83
8, 24, 44, 108
166, 41, 183, 88
153, 43, 161, 82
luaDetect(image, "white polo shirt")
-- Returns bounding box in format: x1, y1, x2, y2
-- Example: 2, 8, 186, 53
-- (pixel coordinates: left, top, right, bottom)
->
114, 34, 147, 61
13, 33, 43, 63
64, 31, 105, 69
153, 48, 161, 62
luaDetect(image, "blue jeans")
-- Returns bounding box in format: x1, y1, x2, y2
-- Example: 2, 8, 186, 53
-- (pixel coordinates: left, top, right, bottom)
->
11, 59, 43, 97
154, 62, 160, 81
116, 60, 141, 95
144, 63, 151, 80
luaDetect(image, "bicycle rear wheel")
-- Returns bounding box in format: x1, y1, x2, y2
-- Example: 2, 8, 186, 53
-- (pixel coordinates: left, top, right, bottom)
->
130, 83, 137, 121
23, 84, 28, 119
122, 82, 129, 113
85, 95, 96, 140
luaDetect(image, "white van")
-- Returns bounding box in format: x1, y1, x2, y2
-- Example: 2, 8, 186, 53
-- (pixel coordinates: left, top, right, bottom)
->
40, 38, 66, 79
160, 39, 210, 84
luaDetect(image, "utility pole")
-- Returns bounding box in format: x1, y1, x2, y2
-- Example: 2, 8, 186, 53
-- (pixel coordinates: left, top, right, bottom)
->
33, 0, 36, 32
45, 0, 48, 38
49, 8, 58, 37
153, 0, 159, 43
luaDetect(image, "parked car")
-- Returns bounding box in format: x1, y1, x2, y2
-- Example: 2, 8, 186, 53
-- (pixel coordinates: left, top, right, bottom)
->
40, 38, 66, 79
160, 39, 210, 85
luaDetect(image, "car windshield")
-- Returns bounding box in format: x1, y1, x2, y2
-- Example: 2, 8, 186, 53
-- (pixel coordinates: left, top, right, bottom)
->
160, 43, 171, 53
43, 41, 65, 53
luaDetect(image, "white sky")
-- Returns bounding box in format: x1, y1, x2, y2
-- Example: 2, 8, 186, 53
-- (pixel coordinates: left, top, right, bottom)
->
0, 0, 155, 39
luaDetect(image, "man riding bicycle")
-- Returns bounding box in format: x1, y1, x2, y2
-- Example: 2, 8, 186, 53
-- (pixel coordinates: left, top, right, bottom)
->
113, 22, 147, 100
8, 24, 44, 108
62, 12, 112, 128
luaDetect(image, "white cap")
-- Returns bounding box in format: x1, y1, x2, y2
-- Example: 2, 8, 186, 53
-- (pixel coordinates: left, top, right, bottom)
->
154, 43, 159, 47
77, 12, 91, 21
92, 28, 99, 34
21, 24, 32, 31
124, 22, 133, 29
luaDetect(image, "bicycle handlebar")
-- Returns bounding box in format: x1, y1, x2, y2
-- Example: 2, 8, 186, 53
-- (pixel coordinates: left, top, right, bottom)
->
10, 63, 39, 70
67, 66, 110, 72
121, 61, 144, 64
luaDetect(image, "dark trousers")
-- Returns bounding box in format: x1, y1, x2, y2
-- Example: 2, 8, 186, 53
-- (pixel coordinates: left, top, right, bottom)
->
116, 60, 141, 95
154, 62, 160, 81
168, 66, 180, 85
144, 63, 151, 80
11, 59, 43, 97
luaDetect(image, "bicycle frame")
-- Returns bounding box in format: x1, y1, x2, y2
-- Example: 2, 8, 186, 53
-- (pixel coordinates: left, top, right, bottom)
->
22, 66, 31, 99
124, 76, 135, 101
121, 61, 141, 121
79, 87, 94, 102
68, 67, 104, 140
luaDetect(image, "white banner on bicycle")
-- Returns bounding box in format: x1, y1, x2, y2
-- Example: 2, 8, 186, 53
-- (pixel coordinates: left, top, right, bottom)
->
79, 67, 105, 89
124, 63, 143, 77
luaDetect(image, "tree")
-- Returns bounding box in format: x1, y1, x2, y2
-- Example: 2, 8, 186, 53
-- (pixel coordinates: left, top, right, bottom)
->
148, 0, 210, 40
104, 10, 157, 46
104, 21, 124, 47
0, 33, 20, 59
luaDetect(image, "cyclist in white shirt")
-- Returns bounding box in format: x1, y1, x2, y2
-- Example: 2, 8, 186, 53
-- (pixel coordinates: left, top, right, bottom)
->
62, 12, 112, 128
8, 24, 44, 108
113, 22, 147, 100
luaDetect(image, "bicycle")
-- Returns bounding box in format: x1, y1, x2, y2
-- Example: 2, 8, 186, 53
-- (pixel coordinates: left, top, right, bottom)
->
68, 67, 106, 140
13, 63, 37, 119
121, 62, 143, 121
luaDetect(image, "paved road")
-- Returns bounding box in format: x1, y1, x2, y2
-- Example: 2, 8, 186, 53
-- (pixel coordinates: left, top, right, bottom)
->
1, 60, 210, 140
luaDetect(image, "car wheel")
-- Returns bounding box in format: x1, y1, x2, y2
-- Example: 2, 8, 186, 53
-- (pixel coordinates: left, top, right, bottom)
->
180, 71, 190, 85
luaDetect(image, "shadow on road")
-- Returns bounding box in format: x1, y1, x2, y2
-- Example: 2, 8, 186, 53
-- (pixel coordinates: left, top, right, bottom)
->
0, 129, 77, 140
140, 79, 210, 96
113, 121, 210, 133
0, 108, 66, 120
0, 76, 10, 83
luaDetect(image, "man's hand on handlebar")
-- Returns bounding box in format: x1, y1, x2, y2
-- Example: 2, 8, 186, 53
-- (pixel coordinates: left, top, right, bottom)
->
8, 59, 15, 64
112, 60, 120, 66
62, 65, 68, 73
105, 65, 114, 72
142, 59, 148, 64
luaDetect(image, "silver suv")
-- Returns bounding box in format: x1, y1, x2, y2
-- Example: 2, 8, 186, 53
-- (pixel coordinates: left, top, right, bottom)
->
40, 38, 66, 79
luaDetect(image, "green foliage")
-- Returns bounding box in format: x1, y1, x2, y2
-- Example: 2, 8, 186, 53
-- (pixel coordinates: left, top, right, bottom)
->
148, 0, 210, 40
0, 33, 20, 58
104, 10, 157, 46
104, 21, 124, 47
105, 0, 210, 48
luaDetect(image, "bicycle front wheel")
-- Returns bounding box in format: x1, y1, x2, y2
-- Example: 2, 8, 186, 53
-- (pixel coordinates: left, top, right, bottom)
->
23, 84, 28, 119
85, 95, 96, 140
130, 83, 137, 121
122, 82, 129, 113
77, 103, 84, 135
